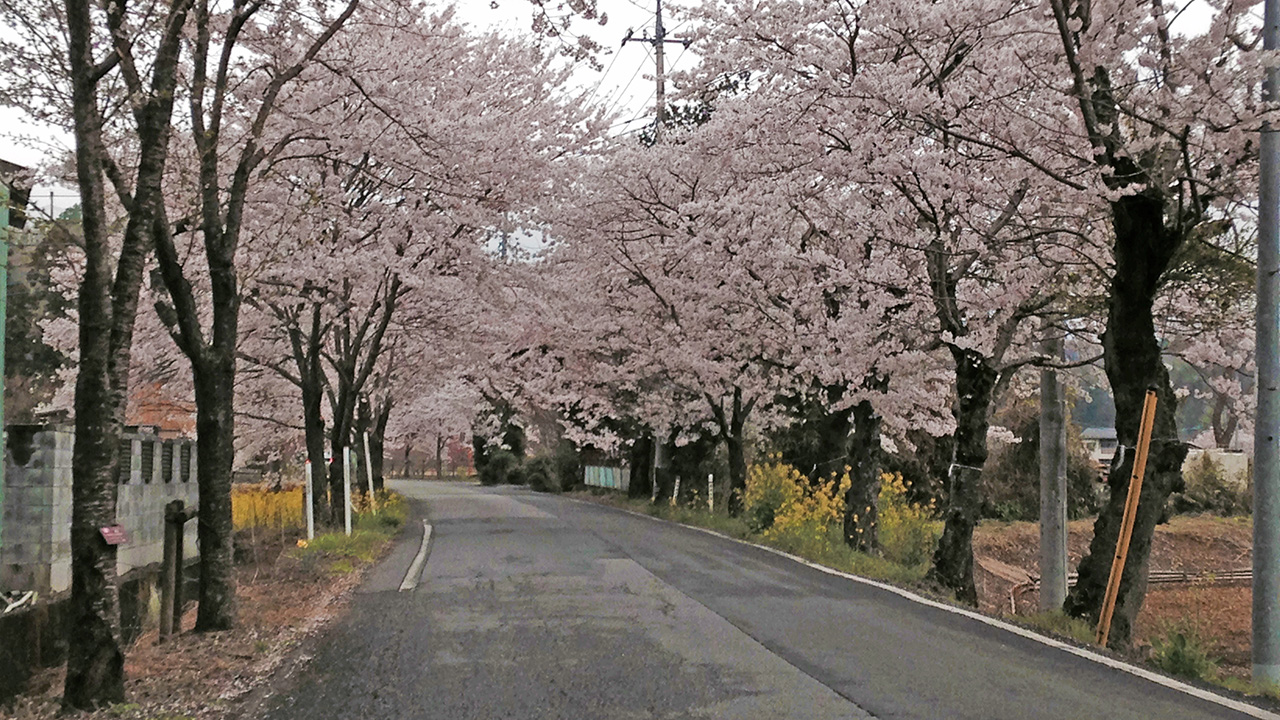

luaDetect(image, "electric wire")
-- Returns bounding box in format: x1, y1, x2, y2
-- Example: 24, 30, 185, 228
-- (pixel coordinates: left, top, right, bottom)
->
600, 44, 654, 121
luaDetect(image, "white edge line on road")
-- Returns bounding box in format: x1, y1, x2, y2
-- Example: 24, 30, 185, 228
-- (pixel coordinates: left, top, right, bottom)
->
398, 519, 433, 593
565, 496, 1280, 720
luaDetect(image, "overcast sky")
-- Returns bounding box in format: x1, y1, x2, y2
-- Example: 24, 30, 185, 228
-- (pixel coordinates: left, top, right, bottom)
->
0, 0, 699, 218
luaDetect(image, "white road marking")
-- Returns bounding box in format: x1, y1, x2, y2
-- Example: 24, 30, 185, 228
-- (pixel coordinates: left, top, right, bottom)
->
399, 520, 433, 592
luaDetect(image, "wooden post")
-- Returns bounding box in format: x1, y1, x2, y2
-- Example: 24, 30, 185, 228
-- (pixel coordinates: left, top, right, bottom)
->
1096, 389, 1159, 647
160, 500, 193, 641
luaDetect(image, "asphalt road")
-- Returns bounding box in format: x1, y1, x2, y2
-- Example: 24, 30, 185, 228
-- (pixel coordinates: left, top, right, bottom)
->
259, 480, 1271, 719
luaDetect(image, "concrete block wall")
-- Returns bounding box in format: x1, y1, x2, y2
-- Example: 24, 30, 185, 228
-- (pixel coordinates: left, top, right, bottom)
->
2, 425, 199, 594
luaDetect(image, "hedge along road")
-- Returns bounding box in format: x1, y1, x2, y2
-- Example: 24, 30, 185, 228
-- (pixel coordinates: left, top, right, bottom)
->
258, 480, 1276, 720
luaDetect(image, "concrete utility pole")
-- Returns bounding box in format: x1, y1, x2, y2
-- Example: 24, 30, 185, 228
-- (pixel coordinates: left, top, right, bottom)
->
0, 180, 8, 541
1038, 332, 1068, 611
1255, 0, 1280, 688
622, 0, 690, 141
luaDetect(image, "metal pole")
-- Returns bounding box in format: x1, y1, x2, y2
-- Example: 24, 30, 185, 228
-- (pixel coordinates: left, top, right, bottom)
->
654, 0, 666, 140
304, 460, 315, 540
1256, 0, 1280, 685
1039, 332, 1068, 610
343, 446, 352, 536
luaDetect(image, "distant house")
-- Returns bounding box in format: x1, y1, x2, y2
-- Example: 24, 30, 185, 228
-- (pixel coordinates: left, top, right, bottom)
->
1081, 427, 1118, 469
0, 158, 30, 229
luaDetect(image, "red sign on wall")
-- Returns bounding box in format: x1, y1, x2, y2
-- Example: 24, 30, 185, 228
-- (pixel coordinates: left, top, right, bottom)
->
100, 526, 129, 545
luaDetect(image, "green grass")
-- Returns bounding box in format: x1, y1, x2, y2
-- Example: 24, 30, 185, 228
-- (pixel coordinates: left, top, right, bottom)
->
1014, 611, 1095, 645
291, 492, 408, 574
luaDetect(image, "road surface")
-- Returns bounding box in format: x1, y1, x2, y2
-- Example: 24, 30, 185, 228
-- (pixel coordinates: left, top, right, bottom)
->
259, 480, 1272, 719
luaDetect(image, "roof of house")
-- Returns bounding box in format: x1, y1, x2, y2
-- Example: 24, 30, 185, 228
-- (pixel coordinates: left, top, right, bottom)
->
0, 158, 25, 177
1081, 427, 1118, 440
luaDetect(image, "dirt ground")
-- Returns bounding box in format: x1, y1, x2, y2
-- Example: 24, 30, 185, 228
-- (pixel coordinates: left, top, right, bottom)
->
6, 531, 370, 719
974, 514, 1253, 676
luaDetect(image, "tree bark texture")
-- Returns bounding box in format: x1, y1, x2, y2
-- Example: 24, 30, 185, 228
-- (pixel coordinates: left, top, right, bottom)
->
1064, 192, 1187, 647
192, 356, 237, 631
928, 349, 998, 605
844, 397, 882, 553
371, 399, 391, 491
328, 442, 348, 524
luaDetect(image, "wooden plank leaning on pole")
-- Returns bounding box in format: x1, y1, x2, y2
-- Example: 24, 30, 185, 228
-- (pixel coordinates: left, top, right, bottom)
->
1095, 387, 1159, 647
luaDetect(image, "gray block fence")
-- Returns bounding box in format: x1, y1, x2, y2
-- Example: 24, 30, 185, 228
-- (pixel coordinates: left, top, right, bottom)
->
1, 425, 199, 594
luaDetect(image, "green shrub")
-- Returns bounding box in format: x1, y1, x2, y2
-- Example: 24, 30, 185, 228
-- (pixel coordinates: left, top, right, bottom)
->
878, 473, 941, 567
978, 406, 1102, 521
553, 441, 582, 492
1151, 627, 1217, 680
525, 456, 560, 492
479, 449, 519, 486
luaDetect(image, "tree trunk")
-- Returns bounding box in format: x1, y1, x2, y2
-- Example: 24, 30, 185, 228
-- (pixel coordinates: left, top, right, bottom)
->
192, 355, 236, 631
62, 0, 192, 703
844, 397, 881, 553
1064, 192, 1187, 648
928, 349, 998, 605
472, 434, 489, 474
65, 280, 126, 708
725, 394, 749, 516
434, 434, 444, 480
353, 397, 372, 497
328, 442, 347, 524
371, 398, 391, 491
402, 437, 414, 478
709, 388, 754, 516
629, 433, 655, 500
63, 35, 127, 709
301, 372, 328, 527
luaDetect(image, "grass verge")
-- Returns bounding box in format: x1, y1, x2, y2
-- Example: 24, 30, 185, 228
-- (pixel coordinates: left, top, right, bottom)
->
568, 490, 930, 586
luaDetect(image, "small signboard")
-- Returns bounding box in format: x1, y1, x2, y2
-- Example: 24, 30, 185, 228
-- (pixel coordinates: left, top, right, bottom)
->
100, 525, 129, 545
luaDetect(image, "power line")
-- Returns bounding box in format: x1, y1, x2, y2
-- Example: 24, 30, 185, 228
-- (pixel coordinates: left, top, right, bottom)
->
582, 45, 625, 105
599, 45, 652, 119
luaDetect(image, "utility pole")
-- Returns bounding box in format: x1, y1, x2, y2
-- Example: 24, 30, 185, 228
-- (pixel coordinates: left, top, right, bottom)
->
1038, 331, 1068, 611
0, 179, 8, 543
1256, 0, 1280, 689
622, 0, 690, 141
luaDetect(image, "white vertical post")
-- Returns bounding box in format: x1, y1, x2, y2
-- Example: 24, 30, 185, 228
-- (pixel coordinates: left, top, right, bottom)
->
671, 475, 681, 507
708, 473, 714, 512
650, 438, 660, 503
304, 461, 315, 541
343, 446, 352, 536
364, 432, 377, 514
